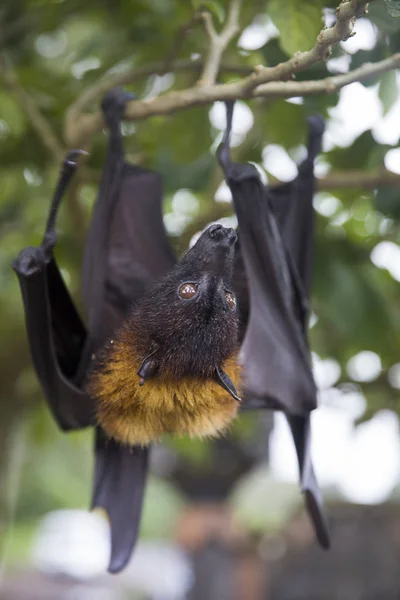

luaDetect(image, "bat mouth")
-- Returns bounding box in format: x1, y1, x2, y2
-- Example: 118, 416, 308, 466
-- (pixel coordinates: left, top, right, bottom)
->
208, 224, 237, 246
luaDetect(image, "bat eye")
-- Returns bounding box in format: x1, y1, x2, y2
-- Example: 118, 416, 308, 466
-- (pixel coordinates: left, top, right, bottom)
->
179, 283, 198, 299
225, 291, 237, 310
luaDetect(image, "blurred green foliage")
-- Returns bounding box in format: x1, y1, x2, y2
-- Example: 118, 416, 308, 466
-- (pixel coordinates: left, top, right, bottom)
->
1, 0, 400, 570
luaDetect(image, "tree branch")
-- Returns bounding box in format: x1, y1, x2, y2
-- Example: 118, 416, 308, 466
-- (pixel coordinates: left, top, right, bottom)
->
317, 168, 400, 191
180, 168, 400, 247
79, 163, 397, 192
65, 53, 400, 146
253, 53, 400, 96
240, 0, 370, 92
197, 0, 242, 87
0, 57, 64, 160
65, 59, 252, 138
65, 0, 384, 148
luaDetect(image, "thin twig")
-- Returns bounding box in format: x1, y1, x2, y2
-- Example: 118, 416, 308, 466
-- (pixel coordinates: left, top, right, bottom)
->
65, 53, 400, 147
240, 0, 370, 92
197, 0, 242, 87
0, 56, 64, 160
253, 54, 400, 95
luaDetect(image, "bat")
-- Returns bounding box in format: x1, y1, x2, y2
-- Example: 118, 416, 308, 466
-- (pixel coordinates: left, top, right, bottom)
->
86, 221, 242, 446
218, 102, 329, 548
14, 88, 329, 574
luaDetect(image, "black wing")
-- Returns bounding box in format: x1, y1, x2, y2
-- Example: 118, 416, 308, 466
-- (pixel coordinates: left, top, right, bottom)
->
92, 430, 149, 573
82, 88, 176, 349
82, 89, 176, 573
268, 115, 330, 548
219, 104, 316, 413
218, 102, 329, 549
268, 114, 325, 298
13, 151, 94, 430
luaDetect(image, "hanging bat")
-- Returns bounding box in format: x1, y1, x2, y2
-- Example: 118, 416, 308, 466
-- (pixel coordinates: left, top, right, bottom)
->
87, 221, 242, 446
14, 88, 329, 574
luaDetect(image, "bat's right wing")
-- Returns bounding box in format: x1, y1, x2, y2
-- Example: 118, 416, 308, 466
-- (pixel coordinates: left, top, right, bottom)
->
92, 430, 149, 574
13, 152, 94, 431
81, 89, 176, 574
82, 88, 176, 350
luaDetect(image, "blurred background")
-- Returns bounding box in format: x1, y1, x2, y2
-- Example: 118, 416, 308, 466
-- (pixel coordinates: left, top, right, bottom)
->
1, 0, 400, 598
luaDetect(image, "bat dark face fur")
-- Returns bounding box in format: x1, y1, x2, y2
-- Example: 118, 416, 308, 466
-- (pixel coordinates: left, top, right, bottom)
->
87, 224, 242, 445
131, 223, 238, 378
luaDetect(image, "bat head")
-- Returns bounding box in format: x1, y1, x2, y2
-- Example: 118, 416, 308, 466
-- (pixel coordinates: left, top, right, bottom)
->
126, 224, 239, 378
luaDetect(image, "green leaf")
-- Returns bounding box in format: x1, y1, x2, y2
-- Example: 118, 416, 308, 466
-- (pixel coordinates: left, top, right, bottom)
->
261, 100, 306, 149
369, 1, 400, 32
325, 131, 376, 170
379, 69, 399, 115
0, 92, 26, 137
375, 188, 400, 219
384, 0, 400, 17
268, 0, 324, 56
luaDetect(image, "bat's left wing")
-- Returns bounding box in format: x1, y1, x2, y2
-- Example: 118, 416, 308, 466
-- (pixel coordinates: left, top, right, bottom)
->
269, 115, 330, 549
218, 104, 316, 414
268, 114, 325, 297
13, 151, 94, 430
218, 103, 329, 549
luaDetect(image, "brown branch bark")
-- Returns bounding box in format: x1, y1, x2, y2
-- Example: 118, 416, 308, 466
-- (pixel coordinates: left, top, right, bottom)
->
179, 168, 400, 247
317, 168, 400, 191
64, 0, 378, 146
65, 53, 400, 147
65, 59, 252, 137
197, 0, 242, 87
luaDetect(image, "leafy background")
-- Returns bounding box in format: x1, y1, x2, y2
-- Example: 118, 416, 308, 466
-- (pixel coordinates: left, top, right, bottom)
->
1, 0, 400, 598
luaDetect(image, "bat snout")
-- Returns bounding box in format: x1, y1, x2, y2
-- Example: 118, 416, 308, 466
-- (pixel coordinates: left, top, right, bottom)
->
208, 224, 237, 245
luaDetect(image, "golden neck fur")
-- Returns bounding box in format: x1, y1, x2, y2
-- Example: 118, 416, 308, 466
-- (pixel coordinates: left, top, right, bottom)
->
86, 328, 241, 446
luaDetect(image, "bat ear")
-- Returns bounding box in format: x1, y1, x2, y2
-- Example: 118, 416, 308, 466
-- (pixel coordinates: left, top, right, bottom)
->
215, 365, 241, 403
137, 351, 160, 385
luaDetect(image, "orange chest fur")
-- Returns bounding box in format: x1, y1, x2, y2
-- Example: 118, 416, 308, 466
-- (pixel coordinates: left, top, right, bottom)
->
87, 340, 241, 446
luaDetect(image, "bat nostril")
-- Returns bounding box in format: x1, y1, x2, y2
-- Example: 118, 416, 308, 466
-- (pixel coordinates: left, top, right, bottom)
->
209, 224, 223, 238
